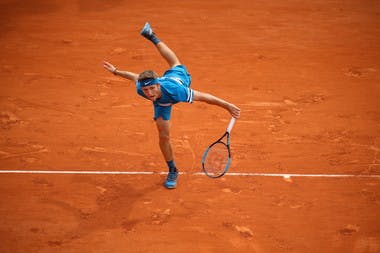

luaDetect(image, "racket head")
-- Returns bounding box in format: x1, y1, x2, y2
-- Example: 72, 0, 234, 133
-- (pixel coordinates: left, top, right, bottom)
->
201, 137, 231, 178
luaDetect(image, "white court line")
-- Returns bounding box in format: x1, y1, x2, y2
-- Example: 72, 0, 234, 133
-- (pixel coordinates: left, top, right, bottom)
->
0, 170, 380, 178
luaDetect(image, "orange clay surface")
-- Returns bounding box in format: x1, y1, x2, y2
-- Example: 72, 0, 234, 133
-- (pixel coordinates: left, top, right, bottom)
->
1, 0, 380, 252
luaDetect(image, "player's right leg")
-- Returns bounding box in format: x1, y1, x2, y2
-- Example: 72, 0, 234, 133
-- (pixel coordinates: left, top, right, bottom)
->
141, 22, 160, 44
140, 22, 181, 68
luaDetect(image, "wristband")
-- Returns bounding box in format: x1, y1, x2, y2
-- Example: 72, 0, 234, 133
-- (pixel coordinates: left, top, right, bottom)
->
113, 68, 118, 75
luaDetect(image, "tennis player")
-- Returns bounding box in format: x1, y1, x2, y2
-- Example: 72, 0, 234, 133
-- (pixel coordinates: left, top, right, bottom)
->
103, 22, 240, 189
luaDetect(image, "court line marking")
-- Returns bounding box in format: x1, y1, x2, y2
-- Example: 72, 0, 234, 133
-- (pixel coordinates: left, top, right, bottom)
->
0, 170, 380, 178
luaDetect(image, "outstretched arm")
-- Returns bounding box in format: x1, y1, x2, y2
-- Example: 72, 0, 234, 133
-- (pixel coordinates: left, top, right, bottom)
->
103, 61, 139, 82
193, 90, 241, 118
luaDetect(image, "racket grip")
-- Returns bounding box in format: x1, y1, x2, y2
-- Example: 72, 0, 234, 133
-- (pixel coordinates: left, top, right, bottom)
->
227, 117, 236, 133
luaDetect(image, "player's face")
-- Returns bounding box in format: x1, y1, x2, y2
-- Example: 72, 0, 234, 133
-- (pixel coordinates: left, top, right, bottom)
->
141, 84, 161, 101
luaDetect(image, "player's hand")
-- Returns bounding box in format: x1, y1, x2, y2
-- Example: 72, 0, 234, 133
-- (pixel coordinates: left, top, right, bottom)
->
103, 61, 117, 74
228, 103, 241, 119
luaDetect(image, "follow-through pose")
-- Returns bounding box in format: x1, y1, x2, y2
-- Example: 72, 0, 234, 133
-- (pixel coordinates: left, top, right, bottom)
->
103, 22, 240, 189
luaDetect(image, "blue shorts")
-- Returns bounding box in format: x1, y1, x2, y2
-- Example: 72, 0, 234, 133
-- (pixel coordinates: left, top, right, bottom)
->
153, 65, 192, 121
154, 104, 172, 121
162, 65, 192, 88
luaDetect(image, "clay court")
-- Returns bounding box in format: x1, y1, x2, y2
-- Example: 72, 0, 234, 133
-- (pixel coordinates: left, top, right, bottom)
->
1, 0, 380, 252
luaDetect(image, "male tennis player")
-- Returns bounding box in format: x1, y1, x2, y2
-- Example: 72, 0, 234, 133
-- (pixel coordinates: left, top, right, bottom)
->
103, 22, 240, 189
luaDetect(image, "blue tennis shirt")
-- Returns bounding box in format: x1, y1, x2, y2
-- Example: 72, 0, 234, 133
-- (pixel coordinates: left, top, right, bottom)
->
136, 65, 193, 120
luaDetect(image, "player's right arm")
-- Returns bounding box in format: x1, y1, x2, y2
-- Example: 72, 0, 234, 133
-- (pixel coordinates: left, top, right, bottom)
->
103, 61, 139, 82
193, 90, 241, 118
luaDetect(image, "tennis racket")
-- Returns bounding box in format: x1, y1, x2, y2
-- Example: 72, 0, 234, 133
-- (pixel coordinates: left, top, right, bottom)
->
202, 117, 236, 178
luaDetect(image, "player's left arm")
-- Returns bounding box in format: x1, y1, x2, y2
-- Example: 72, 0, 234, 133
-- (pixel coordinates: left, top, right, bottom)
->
103, 61, 139, 82
192, 90, 241, 118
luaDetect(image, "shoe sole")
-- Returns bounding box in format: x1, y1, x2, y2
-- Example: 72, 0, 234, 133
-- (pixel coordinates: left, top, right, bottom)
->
164, 182, 177, 189
141, 22, 152, 36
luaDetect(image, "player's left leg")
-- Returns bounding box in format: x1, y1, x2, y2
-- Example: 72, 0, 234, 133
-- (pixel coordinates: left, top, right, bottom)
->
141, 22, 181, 68
155, 117, 178, 189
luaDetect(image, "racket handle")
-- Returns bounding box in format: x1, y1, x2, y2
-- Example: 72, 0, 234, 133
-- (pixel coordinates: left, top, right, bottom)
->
227, 117, 236, 133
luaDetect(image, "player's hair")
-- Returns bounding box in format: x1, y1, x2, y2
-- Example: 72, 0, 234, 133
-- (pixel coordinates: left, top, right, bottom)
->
138, 70, 158, 81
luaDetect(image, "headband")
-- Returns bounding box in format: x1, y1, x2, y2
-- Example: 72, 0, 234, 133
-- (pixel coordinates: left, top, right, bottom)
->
138, 78, 159, 87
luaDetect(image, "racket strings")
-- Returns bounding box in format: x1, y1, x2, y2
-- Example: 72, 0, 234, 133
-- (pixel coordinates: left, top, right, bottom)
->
203, 142, 229, 177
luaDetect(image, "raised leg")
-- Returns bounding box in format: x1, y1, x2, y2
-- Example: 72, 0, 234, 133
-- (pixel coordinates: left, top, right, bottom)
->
141, 22, 181, 68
